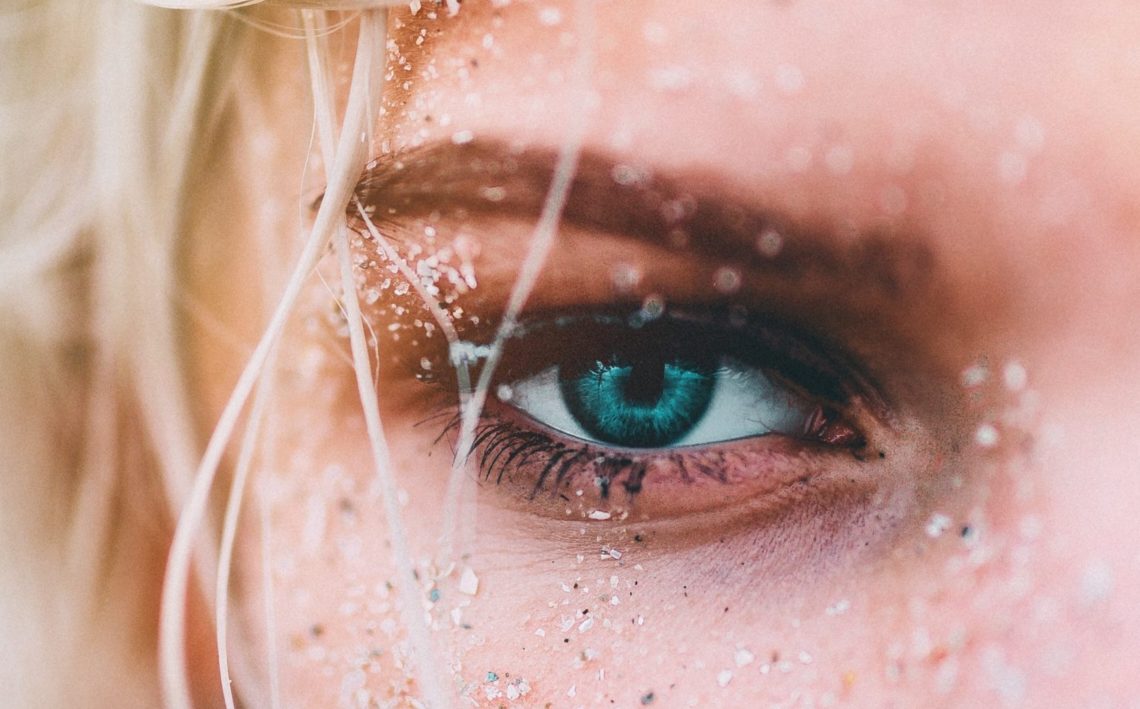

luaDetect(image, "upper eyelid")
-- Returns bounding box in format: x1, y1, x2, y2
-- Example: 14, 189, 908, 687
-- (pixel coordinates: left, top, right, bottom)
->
344, 140, 972, 419
417, 307, 891, 426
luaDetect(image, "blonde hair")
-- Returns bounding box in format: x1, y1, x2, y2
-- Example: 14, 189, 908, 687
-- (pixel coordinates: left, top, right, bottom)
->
3, 1, 229, 704
5, 1, 296, 704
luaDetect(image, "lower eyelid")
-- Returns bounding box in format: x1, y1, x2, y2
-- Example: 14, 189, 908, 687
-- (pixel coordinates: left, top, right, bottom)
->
471, 404, 882, 525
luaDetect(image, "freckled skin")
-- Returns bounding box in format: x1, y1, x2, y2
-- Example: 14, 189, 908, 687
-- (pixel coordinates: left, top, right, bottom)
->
186, 1, 1140, 706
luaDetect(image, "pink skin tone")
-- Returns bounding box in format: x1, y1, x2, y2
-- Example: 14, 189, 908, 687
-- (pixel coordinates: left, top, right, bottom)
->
183, 1, 1140, 706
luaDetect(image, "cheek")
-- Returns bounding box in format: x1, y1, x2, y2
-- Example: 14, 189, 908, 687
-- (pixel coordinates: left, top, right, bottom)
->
226, 321, 426, 704
227, 289, 1138, 708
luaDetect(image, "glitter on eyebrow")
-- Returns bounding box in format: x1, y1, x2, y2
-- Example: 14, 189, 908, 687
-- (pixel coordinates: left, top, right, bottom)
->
587, 510, 611, 520
974, 423, 1000, 448
1002, 360, 1028, 391
960, 362, 989, 387
538, 6, 563, 25
755, 228, 784, 258
479, 185, 507, 202
610, 262, 642, 292
713, 266, 742, 294
610, 163, 648, 187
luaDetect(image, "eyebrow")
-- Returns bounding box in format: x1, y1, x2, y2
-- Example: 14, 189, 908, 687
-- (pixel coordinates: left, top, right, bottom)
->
350, 139, 938, 300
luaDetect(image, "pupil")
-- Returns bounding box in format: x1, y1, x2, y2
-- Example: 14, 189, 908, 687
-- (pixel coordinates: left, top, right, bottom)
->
621, 355, 665, 405
559, 354, 715, 448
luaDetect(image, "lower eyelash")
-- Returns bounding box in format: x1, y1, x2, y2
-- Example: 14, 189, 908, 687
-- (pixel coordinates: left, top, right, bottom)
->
440, 410, 739, 503
427, 384, 874, 523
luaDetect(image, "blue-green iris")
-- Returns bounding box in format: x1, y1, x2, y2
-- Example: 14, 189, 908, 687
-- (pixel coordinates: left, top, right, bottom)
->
559, 357, 715, 448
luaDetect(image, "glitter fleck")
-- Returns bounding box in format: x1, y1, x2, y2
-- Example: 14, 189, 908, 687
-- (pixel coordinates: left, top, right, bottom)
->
538, 6, 562, 25
1079, 559, 1114, 604
713, 266, 742, 294
611, 164, 646, 187
925, 513, 953, 538
1002, 360, 1028, 391
611, 263, 642, 293
960, 363, 989, 388
458, 567, 479, 596
974, 423, 1000, 448
756, 228, 784, 258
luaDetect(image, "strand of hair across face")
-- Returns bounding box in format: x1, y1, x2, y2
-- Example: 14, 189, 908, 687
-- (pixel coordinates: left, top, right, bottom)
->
336, 214, 454, 709
214, 345, 277, 709
316, 12, 452, 709
436, 0, 598, 566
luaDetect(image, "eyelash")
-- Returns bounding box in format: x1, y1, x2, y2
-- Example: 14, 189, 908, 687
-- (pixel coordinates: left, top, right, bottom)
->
440, 412, 655, 499
437, 405, 862, 504
415, 307, 878, 509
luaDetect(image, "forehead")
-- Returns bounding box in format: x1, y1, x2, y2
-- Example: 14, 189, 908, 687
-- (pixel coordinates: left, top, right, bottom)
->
383, 0, 1140, 233
373, 0, 1140, 341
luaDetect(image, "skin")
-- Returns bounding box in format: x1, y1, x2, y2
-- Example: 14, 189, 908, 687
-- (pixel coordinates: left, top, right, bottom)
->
185, 1, 1140, 706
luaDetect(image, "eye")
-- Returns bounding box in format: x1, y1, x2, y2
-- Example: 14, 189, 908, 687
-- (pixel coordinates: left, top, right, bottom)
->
506, 340, 817, 449
439, 307, 879, 520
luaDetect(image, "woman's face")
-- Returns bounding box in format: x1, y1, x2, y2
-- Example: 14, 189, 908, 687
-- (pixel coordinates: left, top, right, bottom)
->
189, 1, 1140, 705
